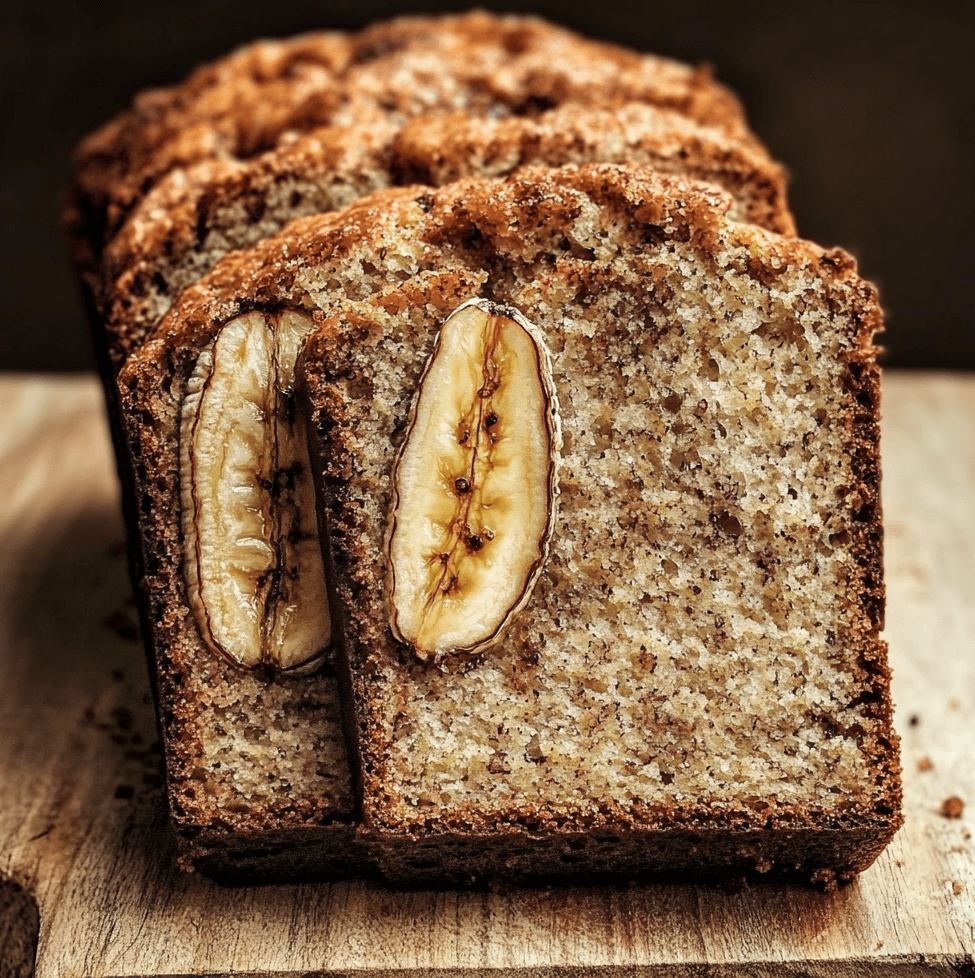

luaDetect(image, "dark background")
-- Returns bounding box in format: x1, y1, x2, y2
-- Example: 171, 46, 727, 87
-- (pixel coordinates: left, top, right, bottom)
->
1, 0, 972, 371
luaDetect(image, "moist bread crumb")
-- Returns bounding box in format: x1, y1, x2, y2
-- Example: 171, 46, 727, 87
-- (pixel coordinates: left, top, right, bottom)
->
125, 163, 901, 886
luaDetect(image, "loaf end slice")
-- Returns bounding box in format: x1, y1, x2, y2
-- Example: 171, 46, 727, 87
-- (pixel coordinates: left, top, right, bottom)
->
117, 300, 370, 881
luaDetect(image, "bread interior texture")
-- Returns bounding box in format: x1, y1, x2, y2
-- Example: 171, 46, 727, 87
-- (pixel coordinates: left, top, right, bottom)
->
125, 166, 894, 880
292, 170, 890, 834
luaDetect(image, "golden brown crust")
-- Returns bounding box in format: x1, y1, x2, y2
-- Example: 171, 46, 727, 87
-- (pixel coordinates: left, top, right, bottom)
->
65, 12, 757, 278
122, 164, 900, 884
97, 119, 398, 368
123, 165, 736, 350
96, 102, 792, 373
368, 824, 894, 889
392, 104, 794, 234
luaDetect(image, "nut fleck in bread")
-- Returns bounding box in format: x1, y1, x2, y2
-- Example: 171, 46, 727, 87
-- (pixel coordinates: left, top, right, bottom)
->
133, 164, 901, 886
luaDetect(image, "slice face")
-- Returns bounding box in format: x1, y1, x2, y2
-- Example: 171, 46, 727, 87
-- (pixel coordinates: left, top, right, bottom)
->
388, 299, 560, 663
180, 309, 331, 672
136, 163, 897, 884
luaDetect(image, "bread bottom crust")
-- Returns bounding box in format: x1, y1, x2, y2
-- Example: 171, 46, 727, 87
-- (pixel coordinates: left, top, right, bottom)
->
370, 822, 896, 891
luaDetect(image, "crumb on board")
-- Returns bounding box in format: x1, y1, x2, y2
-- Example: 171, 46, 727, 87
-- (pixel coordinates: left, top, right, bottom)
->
953, 881, 964, 896
917, 756, 933, 772
941, 796, 965, 819
909, 714, 920, 727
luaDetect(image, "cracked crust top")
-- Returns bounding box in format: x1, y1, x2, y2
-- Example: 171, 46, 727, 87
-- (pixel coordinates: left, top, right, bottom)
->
65, 11, 757, 276
98, 101, 793, 372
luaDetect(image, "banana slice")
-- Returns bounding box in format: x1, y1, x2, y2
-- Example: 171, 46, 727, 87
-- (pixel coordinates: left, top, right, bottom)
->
388, 298, 561, 663
180, 309, 331, 672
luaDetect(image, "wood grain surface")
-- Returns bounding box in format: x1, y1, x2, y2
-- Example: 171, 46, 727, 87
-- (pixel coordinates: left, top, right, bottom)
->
0, 372, 972, 978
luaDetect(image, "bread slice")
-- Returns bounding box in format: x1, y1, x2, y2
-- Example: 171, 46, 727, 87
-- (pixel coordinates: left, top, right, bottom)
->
99, 102, 792, 371
132, 163, 901, 886
64, 10, 756, 305
116, 302, 366, 880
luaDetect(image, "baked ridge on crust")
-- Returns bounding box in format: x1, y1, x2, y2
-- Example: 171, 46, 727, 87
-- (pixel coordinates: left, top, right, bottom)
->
98, 101, 794, 371
127, 163, 901, 886
64, 9, 758, 297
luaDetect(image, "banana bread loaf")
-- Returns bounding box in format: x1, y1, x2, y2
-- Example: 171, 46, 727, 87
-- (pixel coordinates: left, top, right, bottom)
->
68, 15, 788, 881
72, 19, 800, 882
125, 164, 901, 886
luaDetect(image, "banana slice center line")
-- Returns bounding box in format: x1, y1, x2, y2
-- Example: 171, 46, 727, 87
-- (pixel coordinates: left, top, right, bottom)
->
191, 330, 302, 663
256, 353, 302, 659
420, 313, 507, 621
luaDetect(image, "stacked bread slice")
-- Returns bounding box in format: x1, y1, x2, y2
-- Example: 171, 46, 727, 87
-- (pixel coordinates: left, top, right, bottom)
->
68, 12, 901, 885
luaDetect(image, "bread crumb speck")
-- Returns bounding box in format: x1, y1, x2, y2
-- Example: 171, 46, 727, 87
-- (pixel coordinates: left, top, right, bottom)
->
941, 796, 965, 819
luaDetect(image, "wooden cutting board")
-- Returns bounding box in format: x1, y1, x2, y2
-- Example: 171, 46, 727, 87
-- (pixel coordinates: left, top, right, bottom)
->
1, 371, 972, 978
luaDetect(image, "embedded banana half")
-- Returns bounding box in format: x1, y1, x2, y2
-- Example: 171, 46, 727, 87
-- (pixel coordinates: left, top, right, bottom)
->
180, 309, 331, 672
388, 299, 561, 663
